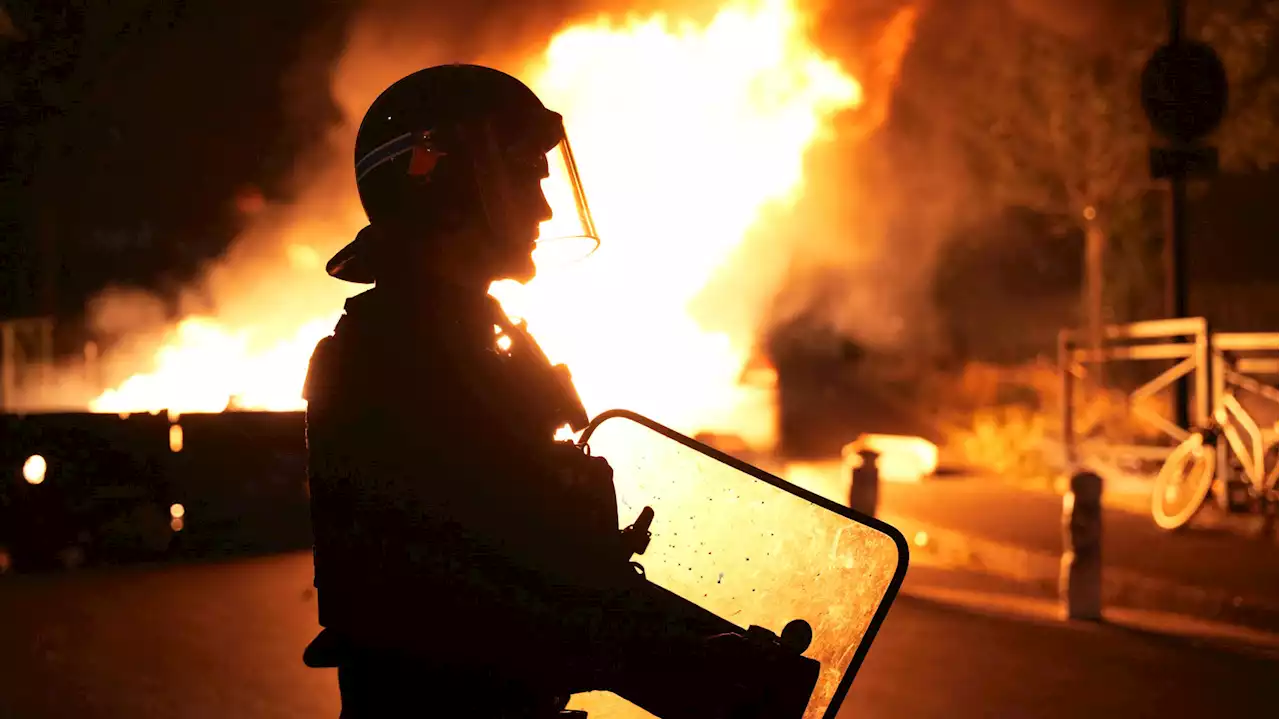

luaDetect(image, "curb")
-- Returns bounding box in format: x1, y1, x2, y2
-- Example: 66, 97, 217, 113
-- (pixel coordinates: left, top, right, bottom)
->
884, 512, 1279, 633
902, 583, 1279, 659
897, 470, 1277, 545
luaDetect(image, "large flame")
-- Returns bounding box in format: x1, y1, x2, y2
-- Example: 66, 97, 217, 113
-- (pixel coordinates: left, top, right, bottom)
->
89, 0, 864, 447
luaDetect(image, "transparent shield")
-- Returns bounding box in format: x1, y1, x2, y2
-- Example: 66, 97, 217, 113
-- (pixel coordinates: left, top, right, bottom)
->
569, 410, 908, 719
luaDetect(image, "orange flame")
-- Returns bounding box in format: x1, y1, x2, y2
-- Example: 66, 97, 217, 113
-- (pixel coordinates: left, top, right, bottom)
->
88, 0, 869, 448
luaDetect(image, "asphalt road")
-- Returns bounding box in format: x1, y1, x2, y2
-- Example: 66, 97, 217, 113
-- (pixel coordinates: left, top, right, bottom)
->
879, 478, 1278, 605
0, 552, 1274, 719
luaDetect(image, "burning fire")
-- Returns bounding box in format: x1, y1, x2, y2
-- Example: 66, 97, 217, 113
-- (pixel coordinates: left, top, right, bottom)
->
89, 0, 867, 446
93, 315, 341, 414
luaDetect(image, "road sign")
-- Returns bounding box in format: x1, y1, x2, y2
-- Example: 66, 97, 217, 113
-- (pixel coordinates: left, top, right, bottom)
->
1141, 41, 1228, 143
1149, 144, 1219, 180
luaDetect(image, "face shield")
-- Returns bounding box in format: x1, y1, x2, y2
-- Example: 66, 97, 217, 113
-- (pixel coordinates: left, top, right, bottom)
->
462, 110, 600, 268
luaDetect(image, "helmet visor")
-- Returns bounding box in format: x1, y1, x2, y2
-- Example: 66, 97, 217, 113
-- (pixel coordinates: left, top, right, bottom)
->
533, 131, 600, 267
466, 111, 600, 269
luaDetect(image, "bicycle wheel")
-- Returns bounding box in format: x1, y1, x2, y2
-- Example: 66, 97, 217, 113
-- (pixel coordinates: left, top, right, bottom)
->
1151, 434, 1217, 531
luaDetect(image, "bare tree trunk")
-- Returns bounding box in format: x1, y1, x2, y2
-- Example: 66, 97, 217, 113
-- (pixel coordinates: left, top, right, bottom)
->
1083, 214, 1108, 407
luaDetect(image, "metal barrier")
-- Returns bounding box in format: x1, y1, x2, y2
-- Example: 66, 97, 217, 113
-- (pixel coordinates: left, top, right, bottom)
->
1058, 317, 1278, 466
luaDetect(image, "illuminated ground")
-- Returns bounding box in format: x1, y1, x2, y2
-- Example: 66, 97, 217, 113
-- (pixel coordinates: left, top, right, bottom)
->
0, 552, 1273, 718
879, 478, 1278, 613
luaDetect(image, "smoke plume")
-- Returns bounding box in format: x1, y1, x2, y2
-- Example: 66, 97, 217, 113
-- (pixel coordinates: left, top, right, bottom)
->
692, 3, 924, 354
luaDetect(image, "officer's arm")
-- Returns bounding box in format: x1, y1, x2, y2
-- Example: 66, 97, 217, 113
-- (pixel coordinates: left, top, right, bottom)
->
362, 352, 607, 581
309, 330, 612, 593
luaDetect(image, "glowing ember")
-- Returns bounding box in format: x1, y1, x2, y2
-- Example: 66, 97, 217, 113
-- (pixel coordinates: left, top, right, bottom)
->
89, 0, 863, 447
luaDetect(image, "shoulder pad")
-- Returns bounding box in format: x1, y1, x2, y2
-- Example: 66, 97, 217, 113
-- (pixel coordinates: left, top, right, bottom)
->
303, 335, 337, 403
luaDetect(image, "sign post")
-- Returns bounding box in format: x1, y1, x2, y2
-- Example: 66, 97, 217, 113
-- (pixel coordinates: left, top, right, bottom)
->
1140, 0, 1228, 431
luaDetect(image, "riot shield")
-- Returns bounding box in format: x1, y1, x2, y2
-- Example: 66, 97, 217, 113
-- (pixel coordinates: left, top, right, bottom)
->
568, 410, 908, 719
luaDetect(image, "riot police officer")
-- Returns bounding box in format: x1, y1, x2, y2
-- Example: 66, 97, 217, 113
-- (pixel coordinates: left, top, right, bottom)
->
301, 64, 631, 718
301, 64, 820, 719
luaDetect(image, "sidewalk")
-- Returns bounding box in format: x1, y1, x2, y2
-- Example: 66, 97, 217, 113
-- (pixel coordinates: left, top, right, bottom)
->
887, 480, 1277, 630
783, 463, 1278, 631
898, 563, 1277, 659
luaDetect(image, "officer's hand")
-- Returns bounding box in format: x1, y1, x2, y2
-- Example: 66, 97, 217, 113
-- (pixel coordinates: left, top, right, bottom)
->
546, 442, 619, 535
547, 442, 612, 484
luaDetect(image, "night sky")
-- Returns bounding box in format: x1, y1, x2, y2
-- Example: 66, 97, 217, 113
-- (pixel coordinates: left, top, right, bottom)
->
1, 0, 1275, 351
0, 0, 349, 322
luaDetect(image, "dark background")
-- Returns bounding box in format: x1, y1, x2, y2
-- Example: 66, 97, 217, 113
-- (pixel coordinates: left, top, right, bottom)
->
0, 0, 349, 321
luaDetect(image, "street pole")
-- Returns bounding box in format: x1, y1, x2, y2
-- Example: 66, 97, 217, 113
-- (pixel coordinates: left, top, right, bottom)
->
1164, 0, 1192, 432
1164, 159, 1192, 430
1168, 0, 1184, 45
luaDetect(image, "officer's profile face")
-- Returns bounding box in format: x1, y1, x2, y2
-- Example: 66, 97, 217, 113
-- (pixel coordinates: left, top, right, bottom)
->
492, 150, 553, 283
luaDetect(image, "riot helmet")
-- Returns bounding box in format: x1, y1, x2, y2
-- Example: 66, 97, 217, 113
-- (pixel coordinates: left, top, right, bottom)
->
327, 64, 598, 284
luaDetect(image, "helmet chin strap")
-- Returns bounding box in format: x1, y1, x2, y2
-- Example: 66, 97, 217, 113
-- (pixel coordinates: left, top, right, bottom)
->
369, 221, 530, 291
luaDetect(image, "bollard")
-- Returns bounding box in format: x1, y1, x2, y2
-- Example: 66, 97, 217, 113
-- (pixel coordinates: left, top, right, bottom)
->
1060, 470, 1104, 620
849, 449, 881, 518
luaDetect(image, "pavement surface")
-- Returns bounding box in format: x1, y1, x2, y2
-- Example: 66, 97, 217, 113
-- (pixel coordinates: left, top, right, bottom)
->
0, 551, 1275, 719
782, 463, 1278, 629
881, 479, 1276, 599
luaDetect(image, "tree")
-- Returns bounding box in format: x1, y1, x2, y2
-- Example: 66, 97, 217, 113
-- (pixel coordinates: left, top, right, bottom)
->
1201, 0, 1279, 172
898, 0, 1277, 336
